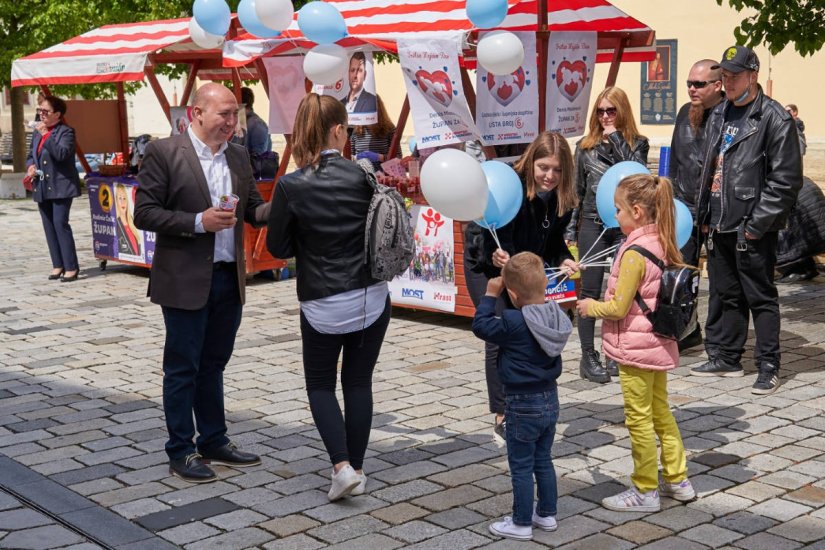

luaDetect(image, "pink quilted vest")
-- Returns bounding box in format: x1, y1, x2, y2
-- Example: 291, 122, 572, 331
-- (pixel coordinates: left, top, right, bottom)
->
601, 225, 679, 371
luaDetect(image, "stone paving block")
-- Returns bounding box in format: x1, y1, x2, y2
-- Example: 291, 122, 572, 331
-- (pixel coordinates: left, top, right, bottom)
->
556, 495, 600, 520
636, 536, 711, 549
0, 524, 86, 550
262, 533, 326, 550
184, 526, 274, 549
372, 479, 442, 503
747, 498, 813, 521
307, 515, 390, 544
0, 508, 52, 530
324, 533, 404, 550
680, 523, 744, 546
381, 519, 448, 544
426, 507, 487, 530
411, 485, 492, 512
135, 497, 240, 531
59, 506, 156, 547
758, 470, 817, 490
259, 514, 322, 537
426, 464, 501, 487
204, 509, 269, 531
646, 506, 714, 532
533, 514, 610, 546
555, 533, 636, 550
222, 487, 281, 507
303, 496, 388, 523
713, 511, 779, 534
726, 480, 786, 503
732, 532, 804, 550
402, 528, 491, 550
156, 480, 237, 507
606, 520, 673, 545
90, 481, 168, 507
267, 473, 328, 496
687, 491, 755, 517
110, 497, 171, 520
768, 514, 825, 543
157, 521, 220, 545
68, 477, 123, 497
253, 490, 332, 518
369, 502, 429, 525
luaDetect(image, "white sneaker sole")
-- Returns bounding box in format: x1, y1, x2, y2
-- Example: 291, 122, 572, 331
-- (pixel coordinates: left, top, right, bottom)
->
602, 500, 660, 513
660, 489, 696, 502
328, 478, 360, 501
532, 521, 558, 532
690, 369, 744, 378
752, 380, 780, 395
488, 524, 532, 541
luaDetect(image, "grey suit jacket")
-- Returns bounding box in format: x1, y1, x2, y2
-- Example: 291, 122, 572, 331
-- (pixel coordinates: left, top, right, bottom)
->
134, 133, 270, 310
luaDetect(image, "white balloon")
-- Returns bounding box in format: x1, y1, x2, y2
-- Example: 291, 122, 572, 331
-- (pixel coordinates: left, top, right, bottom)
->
420, 148, 488, 221
477, 31, 525, 75
255, 0, 295, 32
189, 18, 225, 49
303, 44, 348, 86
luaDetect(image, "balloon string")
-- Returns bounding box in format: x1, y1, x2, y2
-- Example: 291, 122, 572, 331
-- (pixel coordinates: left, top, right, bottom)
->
579, 244, 619, 265
578, 227, 608, 263
486, 223, 502, 251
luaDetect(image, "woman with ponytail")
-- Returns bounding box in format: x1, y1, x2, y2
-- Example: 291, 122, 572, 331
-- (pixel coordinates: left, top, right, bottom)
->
267, 93, 390, 502
575, 174, 693, 513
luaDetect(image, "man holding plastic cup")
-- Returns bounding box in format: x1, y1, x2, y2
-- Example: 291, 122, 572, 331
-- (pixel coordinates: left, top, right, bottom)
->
135, 83, 271, 483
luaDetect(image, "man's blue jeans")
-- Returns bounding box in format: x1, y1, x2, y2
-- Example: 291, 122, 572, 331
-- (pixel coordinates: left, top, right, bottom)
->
505, 390, 560, 526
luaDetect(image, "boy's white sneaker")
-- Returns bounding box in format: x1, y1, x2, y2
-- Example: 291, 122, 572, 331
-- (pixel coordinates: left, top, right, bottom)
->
532, 510, 558, 531
659, 478, 696, 501
350, 472, 367, 496
602, 487, 661, 512
328, 465, 359, 501
488, 516, 533, 541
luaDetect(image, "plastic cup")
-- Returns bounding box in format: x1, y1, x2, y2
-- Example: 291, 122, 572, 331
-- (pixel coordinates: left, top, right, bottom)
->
219, 193, 239, 212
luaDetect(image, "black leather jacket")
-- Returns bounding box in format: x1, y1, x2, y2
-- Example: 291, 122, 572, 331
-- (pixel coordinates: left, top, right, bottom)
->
696, 87, 802, 238
266, 153, 379, 301
668, 96, 723, 215
565, 132, 649, 241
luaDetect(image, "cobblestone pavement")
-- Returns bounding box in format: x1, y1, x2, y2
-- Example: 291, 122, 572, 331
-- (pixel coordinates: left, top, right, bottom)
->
1, 196, 824, 549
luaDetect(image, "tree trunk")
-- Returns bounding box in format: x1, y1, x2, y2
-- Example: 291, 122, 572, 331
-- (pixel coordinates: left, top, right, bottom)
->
11, 86, 27, 173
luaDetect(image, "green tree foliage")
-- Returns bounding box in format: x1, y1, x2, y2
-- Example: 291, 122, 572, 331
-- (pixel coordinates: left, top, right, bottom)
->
718, 0, 825, 56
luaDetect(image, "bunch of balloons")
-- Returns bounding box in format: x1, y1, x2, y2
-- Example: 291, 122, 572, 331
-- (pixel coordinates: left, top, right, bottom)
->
467, 0, 524, 75
190, 0, 294, 47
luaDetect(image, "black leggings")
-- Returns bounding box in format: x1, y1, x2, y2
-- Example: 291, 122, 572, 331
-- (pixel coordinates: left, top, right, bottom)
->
300, 297, 391, 470
577, 218, 624, 351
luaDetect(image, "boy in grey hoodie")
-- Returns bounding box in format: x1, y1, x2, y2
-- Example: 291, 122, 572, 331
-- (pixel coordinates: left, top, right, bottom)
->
472, 252, 573, 541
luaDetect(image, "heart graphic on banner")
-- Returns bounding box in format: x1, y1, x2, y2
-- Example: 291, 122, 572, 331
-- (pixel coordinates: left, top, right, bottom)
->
486, 67, 526, 107
414, 69, 453, 107
555, 60, 587, 102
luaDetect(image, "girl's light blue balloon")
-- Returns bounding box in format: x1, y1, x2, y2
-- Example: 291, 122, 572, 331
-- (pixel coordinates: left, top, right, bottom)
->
674, 198, 693, 249
466, 0, 508, 29
239, 0, 282, 38
475, 160, 524, 230
595, 161, 649, 228
193, 0, 231, 37
298, 1, 348, 45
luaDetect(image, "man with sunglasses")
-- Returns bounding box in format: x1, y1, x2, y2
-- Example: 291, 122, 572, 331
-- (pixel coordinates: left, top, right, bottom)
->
668, 60, 724, 354
691, 46, 802, 395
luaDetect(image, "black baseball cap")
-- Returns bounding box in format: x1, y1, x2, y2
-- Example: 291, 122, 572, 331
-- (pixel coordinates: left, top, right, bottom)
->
714, 45, 760, 73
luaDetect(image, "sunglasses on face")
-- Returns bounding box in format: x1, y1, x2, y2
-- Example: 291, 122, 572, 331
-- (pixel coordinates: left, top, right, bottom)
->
596, 107, 617, 117
686, 80, 720, 89
36, 108, 54, 115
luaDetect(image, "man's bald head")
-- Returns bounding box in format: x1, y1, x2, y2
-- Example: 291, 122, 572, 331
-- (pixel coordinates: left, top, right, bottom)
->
193, 82, 237, 110
190, 83, 240, 152
692, 59, 721, 82
687, 59, 724, 109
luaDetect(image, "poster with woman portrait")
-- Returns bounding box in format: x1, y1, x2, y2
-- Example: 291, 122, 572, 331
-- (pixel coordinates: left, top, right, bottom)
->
113, 182, 145, 263
87, 178, 155, 266
640, 40, 678, 124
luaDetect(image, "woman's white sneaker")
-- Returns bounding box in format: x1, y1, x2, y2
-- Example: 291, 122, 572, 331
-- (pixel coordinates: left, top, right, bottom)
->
488, 516, 533, 540
602, 487, 661, 512
350, 472, 367, 496
532, 510, 558, 531
659, 478, 696, 501
328, 465, 359, 501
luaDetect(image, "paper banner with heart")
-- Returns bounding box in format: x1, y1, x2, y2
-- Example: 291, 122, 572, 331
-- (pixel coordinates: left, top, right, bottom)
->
486, 67, 526, 107
411, 68, 454, 108
555, 60, 587, 102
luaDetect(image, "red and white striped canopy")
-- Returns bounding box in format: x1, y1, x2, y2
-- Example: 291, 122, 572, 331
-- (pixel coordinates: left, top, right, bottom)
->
223, 0, 655, 67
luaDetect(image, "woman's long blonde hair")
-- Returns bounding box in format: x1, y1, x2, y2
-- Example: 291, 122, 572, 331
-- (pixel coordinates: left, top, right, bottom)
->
292, 93, 348, 168
580, 87, 642, 150
115, 184, 140, 239
513, 132, 578, 216
617, 174, 686, 267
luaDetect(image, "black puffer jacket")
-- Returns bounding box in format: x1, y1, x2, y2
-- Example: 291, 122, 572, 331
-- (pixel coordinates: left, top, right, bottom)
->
565, 132, 649, 241
776, 177, 825, 266
266, 153, 379, 301
696, 86, 802, 238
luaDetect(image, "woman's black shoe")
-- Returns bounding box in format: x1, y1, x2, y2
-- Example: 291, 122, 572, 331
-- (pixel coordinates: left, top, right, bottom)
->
61, 271, 79, 282
580, 350, 611, 383
48, 270, 64, 280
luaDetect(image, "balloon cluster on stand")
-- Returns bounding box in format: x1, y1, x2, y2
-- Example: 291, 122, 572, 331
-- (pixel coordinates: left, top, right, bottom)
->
238, 0, 281, 38
467, 0, 525, 75
297, 2, 350, 85
190, 0, 294, 48
303, 43, 349, 85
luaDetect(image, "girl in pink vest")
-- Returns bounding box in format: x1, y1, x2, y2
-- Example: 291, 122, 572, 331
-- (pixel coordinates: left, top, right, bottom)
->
576, 174, 694, 512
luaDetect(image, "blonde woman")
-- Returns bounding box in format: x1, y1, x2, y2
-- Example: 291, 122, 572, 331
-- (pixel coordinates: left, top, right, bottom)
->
115, 184, 143, 256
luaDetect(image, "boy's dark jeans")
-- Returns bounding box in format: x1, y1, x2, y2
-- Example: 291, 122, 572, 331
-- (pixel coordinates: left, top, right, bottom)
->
505, 390, 560, 526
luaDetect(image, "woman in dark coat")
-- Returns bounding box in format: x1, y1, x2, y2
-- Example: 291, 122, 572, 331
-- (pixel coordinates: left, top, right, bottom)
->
775, 177, 825, 283
464, 131, 579, 438
25, 95, 81, 282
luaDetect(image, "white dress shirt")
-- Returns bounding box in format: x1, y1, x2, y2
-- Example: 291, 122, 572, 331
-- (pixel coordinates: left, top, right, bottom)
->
190, 127, 235, 262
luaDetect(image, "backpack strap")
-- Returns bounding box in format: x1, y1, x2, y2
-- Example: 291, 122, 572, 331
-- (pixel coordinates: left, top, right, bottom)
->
625, 245, 665, 315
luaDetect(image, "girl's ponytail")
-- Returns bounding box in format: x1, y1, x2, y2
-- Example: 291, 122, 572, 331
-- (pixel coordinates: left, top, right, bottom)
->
653, 176, 685, 267
292, 93, 348, 168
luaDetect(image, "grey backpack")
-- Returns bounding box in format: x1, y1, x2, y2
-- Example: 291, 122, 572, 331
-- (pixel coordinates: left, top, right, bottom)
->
358, 159, 415, 281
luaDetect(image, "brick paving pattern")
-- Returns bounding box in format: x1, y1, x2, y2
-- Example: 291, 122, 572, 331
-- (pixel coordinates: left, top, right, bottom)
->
1, 196, 824, 548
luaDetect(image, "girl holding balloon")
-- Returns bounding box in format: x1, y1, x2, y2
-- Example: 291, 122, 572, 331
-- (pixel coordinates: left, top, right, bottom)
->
464, 131, 579, 438
566, 87, 649, 384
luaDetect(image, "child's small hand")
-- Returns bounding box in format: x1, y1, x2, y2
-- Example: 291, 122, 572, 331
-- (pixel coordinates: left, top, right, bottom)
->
576, 298, 593, 317
486, 277, 504, 297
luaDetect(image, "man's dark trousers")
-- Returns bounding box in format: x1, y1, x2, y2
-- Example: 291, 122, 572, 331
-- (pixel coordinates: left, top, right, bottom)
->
682, 227, 721, 356
707, 231, 780, 369
161, 266, 242, 459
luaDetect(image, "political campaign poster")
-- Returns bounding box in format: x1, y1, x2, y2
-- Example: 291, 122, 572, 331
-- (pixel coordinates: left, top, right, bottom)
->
389, 204, 457, 313
87, 177, 155, 266
545, 32, 597, 137
476, 32, 539, 146
398, 38, 479, 148
314, 50, 378, 126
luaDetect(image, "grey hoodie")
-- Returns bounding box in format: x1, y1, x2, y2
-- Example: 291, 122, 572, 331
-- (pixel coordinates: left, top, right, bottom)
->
521, 301, 574, 357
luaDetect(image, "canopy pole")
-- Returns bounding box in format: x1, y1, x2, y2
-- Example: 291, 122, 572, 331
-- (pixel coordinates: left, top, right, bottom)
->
145, 65, 172, 124
605, 36, 626, 87
387, 96, 410, 161
537, 0, 549, 133
116, 82, 130, 170
231, 68, 243, 103
254, 59, 270, 96
180, 61, 201, 106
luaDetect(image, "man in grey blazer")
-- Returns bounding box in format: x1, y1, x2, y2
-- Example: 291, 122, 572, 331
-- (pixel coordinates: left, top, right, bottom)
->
135, 83, 270, 483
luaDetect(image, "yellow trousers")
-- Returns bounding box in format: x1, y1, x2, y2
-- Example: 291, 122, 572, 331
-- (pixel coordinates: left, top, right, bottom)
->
618, 364, 687, 492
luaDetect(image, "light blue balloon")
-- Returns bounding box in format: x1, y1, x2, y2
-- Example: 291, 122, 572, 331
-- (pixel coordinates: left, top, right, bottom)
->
239, 0, 282, 38
674, 198, 693, 249
595, 161, 649, 228
466, 0, 508, 29
193, 0, 231, 36
475, 160, 524, 230
408, 137, 417, 154
298, 1, 348, 44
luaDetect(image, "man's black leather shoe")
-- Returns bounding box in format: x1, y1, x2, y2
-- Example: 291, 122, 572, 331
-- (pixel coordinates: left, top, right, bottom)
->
201, 442, 261, 467
690, 358, 744, 377
605, 357, 619, 377
776, 270, 817, 284
580, 349, 611, 384
169, 453, 217, 483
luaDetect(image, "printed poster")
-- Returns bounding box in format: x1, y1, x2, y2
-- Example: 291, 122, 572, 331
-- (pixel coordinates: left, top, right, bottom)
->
476, 32, 538, 146
640, 39, 678, 124
87, 178, 156, 266
398, 38, 479, 148
389, 205, 457, 313
169, 106, 192, 135
545, 270, 577, 304
545, 32, 597, 137
314, 50, 378, 126
264, 57, 306, 134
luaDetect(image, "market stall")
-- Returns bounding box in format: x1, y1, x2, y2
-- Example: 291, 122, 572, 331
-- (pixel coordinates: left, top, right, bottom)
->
10, 17, 285, 275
